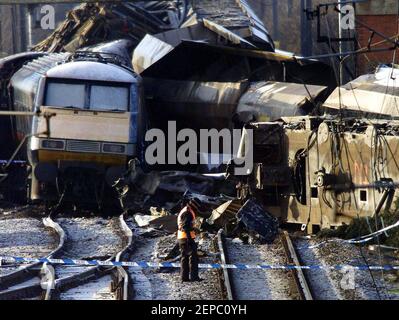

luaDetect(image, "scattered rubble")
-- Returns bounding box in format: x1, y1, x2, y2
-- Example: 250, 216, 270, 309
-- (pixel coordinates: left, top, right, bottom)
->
317, 209, 399, 248
134, 211, 177, 235
118, 169, 234, 215
207, 199, 242, 231
236, 199, 279, 243
33, 1, 188, 53
0, 205, 45, 219
206, 198, 279, 243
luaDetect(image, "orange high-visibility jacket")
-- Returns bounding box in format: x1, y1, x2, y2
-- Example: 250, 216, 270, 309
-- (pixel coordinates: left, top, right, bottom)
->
177, 206, 196, 240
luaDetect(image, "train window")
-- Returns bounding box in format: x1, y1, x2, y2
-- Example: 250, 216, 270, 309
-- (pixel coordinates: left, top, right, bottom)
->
90, 85, 129, 111
311, 187, 318, 199
360, 190, 367, 202
45, 83, 85, 108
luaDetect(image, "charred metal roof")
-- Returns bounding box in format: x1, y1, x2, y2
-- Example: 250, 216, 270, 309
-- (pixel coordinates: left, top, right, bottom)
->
33, 1, 190, 53
189, 0, 274, 49
32, 1, 273, 53
132, 20, 260, 74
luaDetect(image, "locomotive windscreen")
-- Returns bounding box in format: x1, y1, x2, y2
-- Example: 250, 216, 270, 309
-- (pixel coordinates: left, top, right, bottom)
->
46, 82, 85, 109
90, 85, 129, 111
45, 81, 129, 111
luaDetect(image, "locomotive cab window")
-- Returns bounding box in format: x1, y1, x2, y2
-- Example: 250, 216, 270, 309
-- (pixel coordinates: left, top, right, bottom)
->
45, 82, 86, 109
90, 85, 128, 111
44, 80, 130, 111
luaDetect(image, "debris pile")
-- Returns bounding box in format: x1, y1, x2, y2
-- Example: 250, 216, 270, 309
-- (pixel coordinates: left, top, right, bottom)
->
207, 198, 279, 244
125, 168, 280, 244
32, 0, 274, 54
28, 0, 334, 133
33, 1, 188, 53
116, 154, 278, 243
116, 159, 235, 213
317, 209, 399, 248
236, 199, 279, 243
207, 199, 242, 231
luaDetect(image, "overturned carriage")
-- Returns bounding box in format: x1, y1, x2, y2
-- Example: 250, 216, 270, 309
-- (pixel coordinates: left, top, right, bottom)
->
235, 116, 399, 232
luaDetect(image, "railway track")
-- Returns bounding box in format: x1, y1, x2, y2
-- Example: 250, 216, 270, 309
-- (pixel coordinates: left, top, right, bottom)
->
0, 217, 64, 300
124, 225, 223, 300
0, 214, 133, 300
216, 229, 313, 300
280, 231, 313, 300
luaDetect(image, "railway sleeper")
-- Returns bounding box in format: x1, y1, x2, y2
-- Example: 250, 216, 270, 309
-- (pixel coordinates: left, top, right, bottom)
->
0, 283, 42, 300
0, 264, 39, 290
46, 266, 114, 300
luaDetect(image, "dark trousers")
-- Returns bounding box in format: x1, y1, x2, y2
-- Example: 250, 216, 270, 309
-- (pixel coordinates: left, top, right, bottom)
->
178, 239, 199, 281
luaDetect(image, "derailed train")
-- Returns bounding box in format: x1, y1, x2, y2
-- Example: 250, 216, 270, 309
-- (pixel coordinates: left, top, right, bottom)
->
1, 42, 144, 205
0, 0, 393, 231
0, 0, 337, 215
234, 116, 399, 232
233, 65, 399, 232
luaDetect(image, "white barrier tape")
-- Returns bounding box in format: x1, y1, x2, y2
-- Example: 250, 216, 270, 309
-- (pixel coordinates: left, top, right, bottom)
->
0, 160, 26, 165
0, 255, 398, 271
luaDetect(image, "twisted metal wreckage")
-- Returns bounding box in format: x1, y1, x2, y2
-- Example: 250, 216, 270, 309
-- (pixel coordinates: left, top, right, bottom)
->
31, 0, 336, 131
0, 1, 398, 239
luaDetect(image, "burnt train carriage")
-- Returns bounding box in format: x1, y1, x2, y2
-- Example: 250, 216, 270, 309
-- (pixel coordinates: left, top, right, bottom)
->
10, 52, 144, 204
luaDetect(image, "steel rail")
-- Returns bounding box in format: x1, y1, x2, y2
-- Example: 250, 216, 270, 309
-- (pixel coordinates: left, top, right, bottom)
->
281, 231, 313, 300
111, 214, 134, 300
46, 214, 133, 300
216, 229, 235, 300
0, 216, 65, 300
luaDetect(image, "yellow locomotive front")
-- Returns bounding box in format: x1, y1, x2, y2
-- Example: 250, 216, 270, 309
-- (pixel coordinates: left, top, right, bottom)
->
11, 54, 144, 207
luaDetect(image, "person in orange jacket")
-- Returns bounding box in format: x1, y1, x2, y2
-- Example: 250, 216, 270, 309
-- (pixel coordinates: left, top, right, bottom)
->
177, 199, 202, 282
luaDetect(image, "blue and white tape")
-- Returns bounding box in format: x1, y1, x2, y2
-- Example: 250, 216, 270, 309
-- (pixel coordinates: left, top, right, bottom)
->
0, 160, 26, 165
1, 256, 398, 271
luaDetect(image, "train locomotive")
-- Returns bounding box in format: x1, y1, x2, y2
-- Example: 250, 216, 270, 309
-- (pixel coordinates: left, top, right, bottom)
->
4, 42, 144, 207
